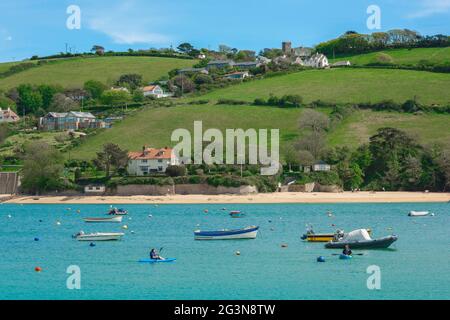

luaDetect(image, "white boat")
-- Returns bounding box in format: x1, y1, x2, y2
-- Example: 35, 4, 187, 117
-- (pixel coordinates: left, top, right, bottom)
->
83, 216, 123, 223
408, 211, 431, 217
74, 232, 124, 241
194, 226, 259, 240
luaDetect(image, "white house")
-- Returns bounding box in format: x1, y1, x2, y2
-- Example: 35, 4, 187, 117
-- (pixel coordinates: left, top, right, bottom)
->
223, 71, 250, 80
0, 108, 20, 123
304, 53, 329, 68
127, 146, 180, 175
84, 185, 106, 194
313, 161, 331, 172
142, 85, 170, 98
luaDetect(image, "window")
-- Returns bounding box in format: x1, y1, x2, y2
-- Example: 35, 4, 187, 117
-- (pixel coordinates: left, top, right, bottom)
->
141, 160, 148, 163
158, 159, 163, 163
158, 166, 163, 172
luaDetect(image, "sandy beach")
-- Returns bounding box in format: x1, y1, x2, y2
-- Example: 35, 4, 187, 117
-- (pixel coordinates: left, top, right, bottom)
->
2, 192, 450, 204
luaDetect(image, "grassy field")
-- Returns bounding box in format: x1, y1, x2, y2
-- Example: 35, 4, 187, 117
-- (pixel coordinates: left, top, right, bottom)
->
328, 109, 450, 150
329, 47, 450, 66
197, 68, 450, 105
0, 56, 195, 89
69, 103, 450, 160
69, 104, 308, 160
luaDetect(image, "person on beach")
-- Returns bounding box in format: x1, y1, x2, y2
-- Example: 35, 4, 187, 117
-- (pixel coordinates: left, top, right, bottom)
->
342, 244, 352, 256
150, 248, 165, 260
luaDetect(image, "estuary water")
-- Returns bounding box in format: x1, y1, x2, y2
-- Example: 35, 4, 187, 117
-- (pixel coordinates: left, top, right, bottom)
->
0, 202, 449, 300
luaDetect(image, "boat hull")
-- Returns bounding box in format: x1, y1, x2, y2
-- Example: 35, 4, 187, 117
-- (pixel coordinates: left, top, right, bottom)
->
325, 235, 398, 249
84, 217, 123, 223
408, 211, 430, 217
76, 233, 124, 241
194, 226, 259, 240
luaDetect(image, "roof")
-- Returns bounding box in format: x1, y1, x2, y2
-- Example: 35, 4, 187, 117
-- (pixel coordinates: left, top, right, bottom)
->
207, 60, 234, 65
315, 160, 329, 165
178, 67, 207, 72
233, 61, 259, 66
224, 71, 248, 77
142, 85, 160, 92
128, 147, 173, 160
69, 111, 96, 118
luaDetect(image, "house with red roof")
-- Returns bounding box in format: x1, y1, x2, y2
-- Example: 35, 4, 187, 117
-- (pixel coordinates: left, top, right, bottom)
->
142, 85, 171, 98
127, 146, 180, 175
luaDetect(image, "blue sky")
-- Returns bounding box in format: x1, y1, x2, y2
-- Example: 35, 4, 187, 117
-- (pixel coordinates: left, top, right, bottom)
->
1, 0, 450, 62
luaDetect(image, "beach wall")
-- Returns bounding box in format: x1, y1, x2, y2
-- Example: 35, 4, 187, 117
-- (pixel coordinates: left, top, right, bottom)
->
288, 182, 342, 193
112, 184, 257, 196
0, 172, 20, 194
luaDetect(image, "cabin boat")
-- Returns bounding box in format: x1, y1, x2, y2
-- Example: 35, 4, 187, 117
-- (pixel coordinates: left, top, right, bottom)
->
194, 226, 259, 240
84, 216, 123, 223
325, 229, 397, 249
74, 232, 124, 241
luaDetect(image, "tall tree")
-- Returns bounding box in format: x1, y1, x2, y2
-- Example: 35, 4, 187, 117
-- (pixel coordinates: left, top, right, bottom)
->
94, 143, 128, 177
20, 142, 64, 194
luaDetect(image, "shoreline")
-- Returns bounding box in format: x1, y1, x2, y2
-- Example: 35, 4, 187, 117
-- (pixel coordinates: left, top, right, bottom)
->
2, 192, 450, 204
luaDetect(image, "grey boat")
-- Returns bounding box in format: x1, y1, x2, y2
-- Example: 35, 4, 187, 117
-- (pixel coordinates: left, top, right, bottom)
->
325, 235, 398, 249
324, 229, 398, 249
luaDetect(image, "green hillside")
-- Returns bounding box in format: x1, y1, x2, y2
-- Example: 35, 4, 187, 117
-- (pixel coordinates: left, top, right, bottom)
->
329, 47, 450, 66
0, 56, 195, 89
69, 103, 450, 160
197, 68, 450, 105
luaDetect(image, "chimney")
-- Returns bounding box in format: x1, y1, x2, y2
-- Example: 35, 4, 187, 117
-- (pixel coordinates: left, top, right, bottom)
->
142, 146, 148, 156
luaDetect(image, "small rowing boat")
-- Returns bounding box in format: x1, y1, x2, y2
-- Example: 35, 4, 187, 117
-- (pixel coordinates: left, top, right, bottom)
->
84, 216, 123, 223
408, 211, 431, 217
301, 226, 372, 242
138, 258, 176, 263
229, 210, 244, 218
339, 254, 352, 260
74, 232, 124, 241
194, 226, 259, 240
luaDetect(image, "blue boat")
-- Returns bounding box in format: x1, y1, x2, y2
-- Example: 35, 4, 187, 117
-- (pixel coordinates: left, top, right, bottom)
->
194, 226, 259, 240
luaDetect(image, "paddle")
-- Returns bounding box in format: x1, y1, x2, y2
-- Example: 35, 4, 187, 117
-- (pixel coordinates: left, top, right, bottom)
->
332, 253, 364, 256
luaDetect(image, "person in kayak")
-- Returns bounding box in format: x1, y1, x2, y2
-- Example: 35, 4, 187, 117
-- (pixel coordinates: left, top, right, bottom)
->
342, 244, 352, 256
150, 248, 165, 260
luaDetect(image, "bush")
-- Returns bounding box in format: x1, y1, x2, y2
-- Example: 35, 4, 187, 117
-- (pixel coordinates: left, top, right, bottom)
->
216, 99, 249, 105
166, 165, 187, 177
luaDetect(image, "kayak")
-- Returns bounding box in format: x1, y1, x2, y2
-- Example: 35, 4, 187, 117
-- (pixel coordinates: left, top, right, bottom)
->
138, 258, 176, 263
339, 254, 352, 260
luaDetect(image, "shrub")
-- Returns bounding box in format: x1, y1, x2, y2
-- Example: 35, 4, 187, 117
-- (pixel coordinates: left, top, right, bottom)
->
166, 165, 187, 177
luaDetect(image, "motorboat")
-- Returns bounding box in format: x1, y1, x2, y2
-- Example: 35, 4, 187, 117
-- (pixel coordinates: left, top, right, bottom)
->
325, 229, 397, 249
84, 216, 123, 223
194, 226, 259, 240
108, 208, 128, 215
408, 211, 431, 217
73, 232, 124, 241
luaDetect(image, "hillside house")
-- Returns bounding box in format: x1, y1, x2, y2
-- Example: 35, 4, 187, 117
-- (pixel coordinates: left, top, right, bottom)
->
177, 68, 209, 75
39, 111, 105, 131
233, 61, 261, 70
206, 60, 234, 70
304, 53, 329, 68
224, 71, 250, 80
142, 85, 170, 98
313, 161, 331, 172
127, 146, 180, 175
0, 108, 20, 123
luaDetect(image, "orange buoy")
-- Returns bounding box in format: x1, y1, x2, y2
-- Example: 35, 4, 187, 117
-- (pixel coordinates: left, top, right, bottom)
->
35, 267, 42, 272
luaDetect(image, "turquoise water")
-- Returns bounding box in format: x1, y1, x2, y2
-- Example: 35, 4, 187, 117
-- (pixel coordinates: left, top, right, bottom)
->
0, 202, 449, 300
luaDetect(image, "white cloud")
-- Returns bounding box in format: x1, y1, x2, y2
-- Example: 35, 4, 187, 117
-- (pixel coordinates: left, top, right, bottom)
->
87, 1, 171, 45
408, 0, 450, 18
5, 36, 12, 41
